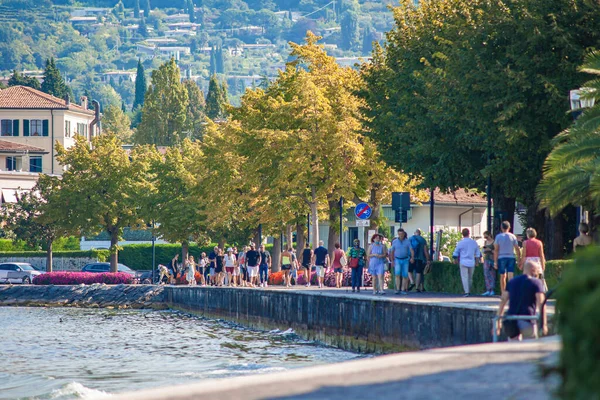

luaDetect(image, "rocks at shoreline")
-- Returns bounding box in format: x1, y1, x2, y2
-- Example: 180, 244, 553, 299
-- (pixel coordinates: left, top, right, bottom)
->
0, 284, 166, 309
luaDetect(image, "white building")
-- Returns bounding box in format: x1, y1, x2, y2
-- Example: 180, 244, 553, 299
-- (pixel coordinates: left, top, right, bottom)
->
0, 86, 96, 203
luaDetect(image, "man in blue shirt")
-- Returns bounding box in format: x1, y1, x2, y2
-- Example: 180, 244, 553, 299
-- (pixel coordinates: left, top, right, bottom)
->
389, 229, 414, 294
409, 229, 430, 292
312, 241, 329, 289
494, 221, 521, 294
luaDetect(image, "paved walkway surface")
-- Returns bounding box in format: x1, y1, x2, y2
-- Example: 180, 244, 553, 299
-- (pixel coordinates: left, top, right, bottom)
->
198, 284, 555, 314
109, 337, 559, 400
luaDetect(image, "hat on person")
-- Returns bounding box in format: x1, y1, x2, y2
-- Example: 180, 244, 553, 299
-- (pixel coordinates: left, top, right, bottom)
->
227, 247, 233, 252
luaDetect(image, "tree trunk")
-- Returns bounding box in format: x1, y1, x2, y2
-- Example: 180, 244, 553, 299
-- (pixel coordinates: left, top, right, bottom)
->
182, 240, 189, 261
366, 188, 381, 245
494, 194, 516, 232
218, 237, 226, 250
46, 239, 53, 273
296, 220, 306, 256
310, 186, 319, 247
110, 230, 119, 273
272, 236, 281, 272
327, 197, 339, 253
285, 224, 293, 250
544, 213, 564, 260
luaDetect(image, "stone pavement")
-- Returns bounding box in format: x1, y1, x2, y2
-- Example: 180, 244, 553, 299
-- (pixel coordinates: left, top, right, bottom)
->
241, 285, 556, 314
109, 336, 559, 400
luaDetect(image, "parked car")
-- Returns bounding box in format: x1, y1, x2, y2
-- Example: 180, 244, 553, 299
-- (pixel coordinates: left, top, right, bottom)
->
81, 262, 137, 277
0, 263, 43, 284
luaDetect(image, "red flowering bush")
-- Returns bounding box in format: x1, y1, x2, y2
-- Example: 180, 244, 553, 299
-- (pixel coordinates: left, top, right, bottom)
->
33, 272, 134, 285
268, 271, 285, 285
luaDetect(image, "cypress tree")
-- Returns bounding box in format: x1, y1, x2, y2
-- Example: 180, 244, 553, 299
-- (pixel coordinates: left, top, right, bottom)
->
205, 74, 227, 120
132, 59, 147, 111
134, 0, 140, 18
209, 49, 217, 75
216, 46, 224, 74
138, 16, 148, 37
142, 0, 150, 17
188, 0, 195, 23
41, 58, 70, 99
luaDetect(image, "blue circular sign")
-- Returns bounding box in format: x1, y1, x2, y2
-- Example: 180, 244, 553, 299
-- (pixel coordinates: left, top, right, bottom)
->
355, 202, 372, 220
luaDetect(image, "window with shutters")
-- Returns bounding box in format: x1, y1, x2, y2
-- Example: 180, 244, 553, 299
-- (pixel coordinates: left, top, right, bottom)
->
1, 120, 13, 136
29, 156, 42, 173
5, 156, 22, 171
65, 120, 71, 137
76, 123, 87, 137
30, 120, 42, 136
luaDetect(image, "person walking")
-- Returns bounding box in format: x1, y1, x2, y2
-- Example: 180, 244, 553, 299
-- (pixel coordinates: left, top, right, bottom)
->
452, 228, 482, 297
389, 229, 414, 295
330, 242, 346, 288
198, 252, 208, 286
301, 243, 314, 287
573, 222, 593, 252
215, 248, 225, 286
186, 255, 197, 286
280, 247, 294, 287
238, 246, 248, 287
496, 260, 548, 340
312, 241, 329, 289
169, 253, 179, 283
521, 228, 547, 291
368, 234, 388, 295
409, 229, 430, 292
481, 231, 496, 296
494, 221, 521, 294
208, 246, 218, 286
347, 239, 366, 293
245, 243, 261, 288
224, 248, 237, 287
258, 244, 271, 288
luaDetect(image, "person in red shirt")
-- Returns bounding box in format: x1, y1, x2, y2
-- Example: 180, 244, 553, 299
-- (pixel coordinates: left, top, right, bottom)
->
520, 228, 547, 291
330, 242, 346, 288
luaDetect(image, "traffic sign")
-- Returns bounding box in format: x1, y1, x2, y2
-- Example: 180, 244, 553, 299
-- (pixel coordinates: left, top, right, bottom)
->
356, 219, 370, 227
355, 202, 372, 220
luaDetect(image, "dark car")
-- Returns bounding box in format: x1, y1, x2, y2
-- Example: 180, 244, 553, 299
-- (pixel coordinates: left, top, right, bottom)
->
81, 262, 137, 277
138, 270, 162, 284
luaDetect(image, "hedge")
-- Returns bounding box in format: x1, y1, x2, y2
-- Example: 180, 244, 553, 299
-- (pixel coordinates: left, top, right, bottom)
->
425, 259, 573, 295
552, 248, 600, 399
33, 271, 133, 285
0, 249, 109, 260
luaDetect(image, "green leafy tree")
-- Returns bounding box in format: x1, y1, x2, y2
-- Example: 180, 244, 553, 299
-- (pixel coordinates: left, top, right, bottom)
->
205, 74, 228, 121
0, 175, 72, 272
183, 80, 206, 140
8, 70, 40, 90
136, 58, 189, 145
133, 59, 147, 110
103, 104, 134, 143
112, 0, 125, 21
41, 58, 71, 99
360, 0, 600, 245
138, 16, 148, 38
538, 51, 600, 220
55, 135, 149, 272
340, 10, 359, 51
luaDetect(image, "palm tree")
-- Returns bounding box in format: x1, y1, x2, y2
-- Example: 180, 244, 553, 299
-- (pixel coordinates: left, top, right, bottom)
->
537, 51, 600, 217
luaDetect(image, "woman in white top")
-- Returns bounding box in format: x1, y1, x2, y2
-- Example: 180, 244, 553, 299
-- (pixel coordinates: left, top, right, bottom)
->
186, 255, 197, 286
198, 253, 207, 286
224, 248, 237, 287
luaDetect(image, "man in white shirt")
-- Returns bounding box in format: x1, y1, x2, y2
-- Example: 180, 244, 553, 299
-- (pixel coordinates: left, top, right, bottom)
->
453, 228, 483, 297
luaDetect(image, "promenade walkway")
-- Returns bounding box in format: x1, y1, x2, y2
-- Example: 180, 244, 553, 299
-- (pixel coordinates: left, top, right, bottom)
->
111, 336, 559, 400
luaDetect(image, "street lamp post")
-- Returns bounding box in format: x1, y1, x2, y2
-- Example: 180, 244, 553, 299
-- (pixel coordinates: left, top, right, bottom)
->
569, 89, 595, 230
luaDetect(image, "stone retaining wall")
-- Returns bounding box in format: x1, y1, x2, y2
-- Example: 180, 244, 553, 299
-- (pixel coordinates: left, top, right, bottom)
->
0, 284, 165, 308
0, 257, 98, 271
164, 287, 497, 353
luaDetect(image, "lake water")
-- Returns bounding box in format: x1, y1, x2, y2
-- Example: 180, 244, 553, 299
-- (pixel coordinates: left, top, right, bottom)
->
0, 307, 360, 399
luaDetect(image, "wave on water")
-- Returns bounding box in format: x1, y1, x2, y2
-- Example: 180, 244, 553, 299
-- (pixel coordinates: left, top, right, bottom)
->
50, 382, 111, 399
268, 328, 295, 335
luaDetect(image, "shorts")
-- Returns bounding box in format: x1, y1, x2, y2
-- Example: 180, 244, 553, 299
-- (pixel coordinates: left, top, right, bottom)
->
409, 259, 425, 274
334, 268, 343, 273
497, 258, 516, 274
215, 266, 223, 273
282, 264, 292, 271
226, 267, 234, 274
316, 265, 326, 278
210, 268, 215, 276
302, 263, 311, 269
233, 267, 240, 276
394, 258, 409, 278
248, 266, 259, 277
